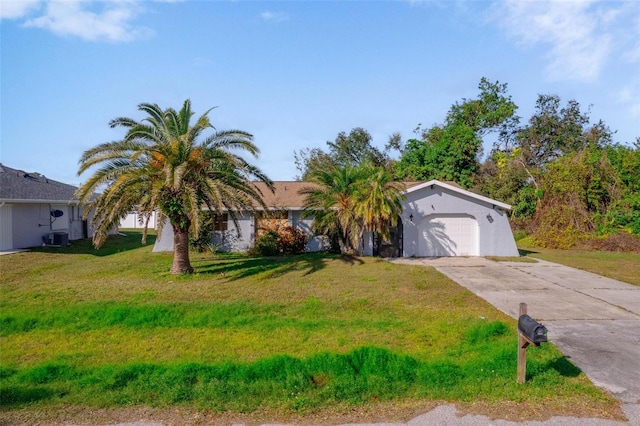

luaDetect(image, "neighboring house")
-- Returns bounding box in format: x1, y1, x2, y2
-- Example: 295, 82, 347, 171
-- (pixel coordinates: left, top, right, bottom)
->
0, 164, 92, 250
153, 179, 519, 257
119, 210, 160, 229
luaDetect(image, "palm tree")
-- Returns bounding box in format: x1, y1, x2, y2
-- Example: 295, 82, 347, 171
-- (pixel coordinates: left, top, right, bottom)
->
301, 163, 404, 255
75, 100, 272, 274
353, 163, 404, 253
301, 164, 363, 254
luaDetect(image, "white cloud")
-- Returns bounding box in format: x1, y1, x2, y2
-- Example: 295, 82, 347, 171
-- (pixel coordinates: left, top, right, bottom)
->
2, 0, 156, 42
0, 0, 42, 19
618, 82, 640, 119
491, 0, 619, 83
260, 10, 288, 23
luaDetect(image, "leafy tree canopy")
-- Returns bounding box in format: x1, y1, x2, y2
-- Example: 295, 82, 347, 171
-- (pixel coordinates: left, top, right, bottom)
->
294, 127, 393, 180
396, 77, 518, 188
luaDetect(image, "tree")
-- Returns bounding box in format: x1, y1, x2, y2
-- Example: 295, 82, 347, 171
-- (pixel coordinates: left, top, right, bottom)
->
396, 78, 518, 187
301, 163, 404, 255
604, 140, 640, 234
294, 127, 393, 180
75, 100, 272, 274
516, 94, 612, 169
530, 146, 621, 248
396, 123, 479, 187
353, 163, 404, 249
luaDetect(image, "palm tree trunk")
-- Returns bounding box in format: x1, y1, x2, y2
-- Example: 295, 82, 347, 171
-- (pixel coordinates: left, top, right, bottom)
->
171, 225, 194, 274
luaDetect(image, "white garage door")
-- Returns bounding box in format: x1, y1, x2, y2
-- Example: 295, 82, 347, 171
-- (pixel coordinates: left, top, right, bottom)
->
419, 215, 478, 256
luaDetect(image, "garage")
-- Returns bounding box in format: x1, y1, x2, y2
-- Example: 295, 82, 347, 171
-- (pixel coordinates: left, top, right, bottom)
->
418, 214, 478, 256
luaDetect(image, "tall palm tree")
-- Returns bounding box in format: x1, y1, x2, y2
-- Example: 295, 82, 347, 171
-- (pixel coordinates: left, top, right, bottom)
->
75, 100, 272, 274
301, 163, 404, 255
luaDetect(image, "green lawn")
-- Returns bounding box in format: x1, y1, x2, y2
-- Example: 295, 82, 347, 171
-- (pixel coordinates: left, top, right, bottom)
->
0, 231, 622, 422
518, 239, 640, 286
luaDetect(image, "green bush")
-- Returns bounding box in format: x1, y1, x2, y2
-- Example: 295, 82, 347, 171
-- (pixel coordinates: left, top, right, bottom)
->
250, 230, 280, 256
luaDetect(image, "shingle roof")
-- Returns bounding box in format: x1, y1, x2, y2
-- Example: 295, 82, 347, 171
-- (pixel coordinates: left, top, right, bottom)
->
250, 181, 318, 209
249, 180, 428, 210
0, 164, 79, 203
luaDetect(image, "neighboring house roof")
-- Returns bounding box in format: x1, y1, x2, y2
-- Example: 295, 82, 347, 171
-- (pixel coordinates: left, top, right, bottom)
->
0, 164, 79, 204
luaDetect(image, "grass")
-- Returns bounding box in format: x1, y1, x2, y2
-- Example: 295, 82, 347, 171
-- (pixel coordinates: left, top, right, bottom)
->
0, 231, 622, 422
517, 238, 640, 286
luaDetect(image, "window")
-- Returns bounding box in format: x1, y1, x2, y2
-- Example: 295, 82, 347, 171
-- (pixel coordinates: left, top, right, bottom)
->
212, 213, 228, 232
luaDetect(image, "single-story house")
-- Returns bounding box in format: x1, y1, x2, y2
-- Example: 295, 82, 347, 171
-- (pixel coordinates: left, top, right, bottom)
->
153, 179, 519, 257
119, 210, 160, 229
0, 164, 93, 250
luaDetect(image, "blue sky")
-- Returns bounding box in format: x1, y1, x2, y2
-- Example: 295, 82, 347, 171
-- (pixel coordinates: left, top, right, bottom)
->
1, 0, 639, 186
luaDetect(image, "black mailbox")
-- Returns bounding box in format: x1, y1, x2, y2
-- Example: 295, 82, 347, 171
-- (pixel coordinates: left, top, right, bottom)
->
518, 314, 547, 346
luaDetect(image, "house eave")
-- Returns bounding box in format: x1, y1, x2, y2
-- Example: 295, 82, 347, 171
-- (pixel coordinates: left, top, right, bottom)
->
0, 198, 79, 205
403, 179, 512, 211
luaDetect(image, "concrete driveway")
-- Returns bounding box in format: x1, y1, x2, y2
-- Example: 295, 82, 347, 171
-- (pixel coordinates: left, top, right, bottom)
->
392, 257, 640, 404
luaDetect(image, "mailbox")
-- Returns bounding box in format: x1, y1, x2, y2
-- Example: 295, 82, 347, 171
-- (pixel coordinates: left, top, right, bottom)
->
518, 314, 547, 346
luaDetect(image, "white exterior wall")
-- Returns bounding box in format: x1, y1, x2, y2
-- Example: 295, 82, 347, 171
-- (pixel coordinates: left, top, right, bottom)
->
289, 210, 329, 252
213, 212, 255, 252
119, 211, 159, 229
154, 211, 329, 253
1, 202, 89, 249
401, 185, 518, 257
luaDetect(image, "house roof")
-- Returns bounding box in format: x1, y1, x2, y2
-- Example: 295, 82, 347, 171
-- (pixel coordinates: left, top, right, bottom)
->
254, 180, 480, 210
250, 181, 317, 210
406, 179, 512, 210
0, 164, 79, 204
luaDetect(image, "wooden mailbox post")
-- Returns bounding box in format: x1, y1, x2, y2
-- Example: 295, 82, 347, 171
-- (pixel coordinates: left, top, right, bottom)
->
517, 302, 548, 384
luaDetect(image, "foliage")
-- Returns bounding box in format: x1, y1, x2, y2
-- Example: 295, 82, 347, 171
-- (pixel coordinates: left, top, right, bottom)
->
294, 127, 393, 180
189, 210, 215, 253
473, 148, 540, 221
249, 226, 309, 256
396, 123, 480, 187
530, 147, 620, 248
477, 91, 635, 242
75, 100, 272, 274
250, 230, 280, 256
516, 95, 612, 168
603, 141, 640, 234
396, 78, 518, 188
301, 163, 404, 255
276, 225, 309, 255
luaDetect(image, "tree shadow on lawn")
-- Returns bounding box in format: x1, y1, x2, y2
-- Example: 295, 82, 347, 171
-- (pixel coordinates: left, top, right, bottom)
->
193, 253, 364, 281
28, 232, 156, 257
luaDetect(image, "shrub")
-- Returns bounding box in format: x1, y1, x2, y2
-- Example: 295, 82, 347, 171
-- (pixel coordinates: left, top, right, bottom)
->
250, 230, 280, 256
276, 225, 308, 255
249, 226, 308, 256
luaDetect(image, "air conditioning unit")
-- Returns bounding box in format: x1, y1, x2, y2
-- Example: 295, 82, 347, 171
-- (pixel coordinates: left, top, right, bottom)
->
43, 232, 69, 246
